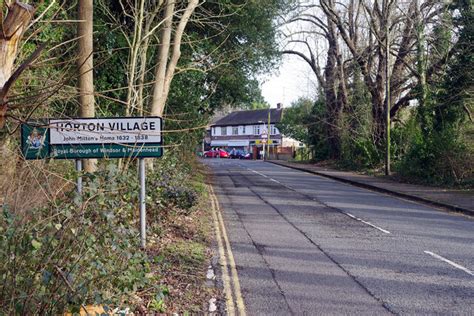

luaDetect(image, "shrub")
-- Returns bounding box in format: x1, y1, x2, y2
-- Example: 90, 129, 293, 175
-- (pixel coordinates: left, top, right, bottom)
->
148, 155, 200, 215
161, 186, 198, 211
0, 178, 156, 314
339, 136, 382, 170
0, 150, 207, 314
396, 128, 474, 186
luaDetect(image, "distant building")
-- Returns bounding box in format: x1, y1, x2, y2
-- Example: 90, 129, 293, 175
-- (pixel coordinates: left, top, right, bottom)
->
207, 104, 285, 152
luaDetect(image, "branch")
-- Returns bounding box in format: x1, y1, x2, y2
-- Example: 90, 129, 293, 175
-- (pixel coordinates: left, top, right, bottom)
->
464, 104, 473, 122
281, 49, 324, 87
0, 42, 46, 102
390, 87, 417, 117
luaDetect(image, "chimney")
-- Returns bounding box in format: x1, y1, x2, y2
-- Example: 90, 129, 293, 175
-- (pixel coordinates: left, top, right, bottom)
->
277, 103, 282, 109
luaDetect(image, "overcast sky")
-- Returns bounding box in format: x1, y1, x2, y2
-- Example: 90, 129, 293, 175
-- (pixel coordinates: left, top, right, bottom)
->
260, 50, 318, 109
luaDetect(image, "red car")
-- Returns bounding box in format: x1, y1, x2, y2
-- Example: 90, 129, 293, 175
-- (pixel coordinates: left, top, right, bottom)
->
203, 149, 229, 158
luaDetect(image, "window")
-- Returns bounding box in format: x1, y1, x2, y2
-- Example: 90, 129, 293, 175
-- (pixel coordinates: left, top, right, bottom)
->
232, 126, 238, 135
242, 125, 246, 134
221, 126, 227, 135
253, 125, 260, 135
271, 125, 278, 135
212, 127, 215, 136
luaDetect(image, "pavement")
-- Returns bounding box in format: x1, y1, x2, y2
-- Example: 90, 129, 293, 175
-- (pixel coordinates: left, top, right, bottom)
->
269, 160, 474, 216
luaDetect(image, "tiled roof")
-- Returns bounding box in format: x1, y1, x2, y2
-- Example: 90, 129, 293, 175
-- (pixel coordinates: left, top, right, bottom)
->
211, 108, 283, 126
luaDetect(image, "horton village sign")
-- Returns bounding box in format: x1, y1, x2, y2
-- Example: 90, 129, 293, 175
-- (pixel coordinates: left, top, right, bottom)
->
21, 117, 163, 160
21, 116, 163, 249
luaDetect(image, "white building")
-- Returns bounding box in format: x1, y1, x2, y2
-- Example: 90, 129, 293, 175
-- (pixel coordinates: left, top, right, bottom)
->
209, 106, 283, 152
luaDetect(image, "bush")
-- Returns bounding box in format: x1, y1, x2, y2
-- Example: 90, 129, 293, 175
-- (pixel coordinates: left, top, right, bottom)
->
0, 169, 156, 314
148, 155, 199, 215
161, 186, 198, 211
339, 136, 382, 170
396, 128, 474, 186
0, 149, 208, 314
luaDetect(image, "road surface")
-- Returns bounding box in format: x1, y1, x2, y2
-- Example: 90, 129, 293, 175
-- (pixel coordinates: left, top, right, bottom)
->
203, 159, 474, 315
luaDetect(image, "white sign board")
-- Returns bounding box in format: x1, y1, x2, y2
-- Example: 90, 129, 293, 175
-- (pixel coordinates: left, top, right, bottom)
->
49, 117, 162, 145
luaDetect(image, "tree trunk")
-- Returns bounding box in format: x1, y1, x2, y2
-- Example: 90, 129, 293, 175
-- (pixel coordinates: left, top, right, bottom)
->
371, 90, 386, 148
324, 0, 342, 159
150, 0, 198, 117
0, 1, 34, 128
78, 0, 96, 172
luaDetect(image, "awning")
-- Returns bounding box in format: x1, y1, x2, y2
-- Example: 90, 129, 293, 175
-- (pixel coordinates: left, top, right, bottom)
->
211, 140, 250, 147
210, 140, 228, 147
227, 140, 249, 147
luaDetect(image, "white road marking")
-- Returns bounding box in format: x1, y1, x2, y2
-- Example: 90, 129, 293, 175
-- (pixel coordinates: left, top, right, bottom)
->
424, 251, 474, 276
345, 212, 391, 234
250, 169, 268, 178
246, 166, 392, 235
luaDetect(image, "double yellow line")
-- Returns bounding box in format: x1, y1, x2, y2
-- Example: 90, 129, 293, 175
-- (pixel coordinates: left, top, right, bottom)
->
209, 185, 246, 316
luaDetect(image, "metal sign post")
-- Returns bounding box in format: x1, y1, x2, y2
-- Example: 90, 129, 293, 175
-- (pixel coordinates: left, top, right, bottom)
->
267, 109, 271, 160
75, 159, 83, 195
139, 158, 146, 248
261, 130, 267, 160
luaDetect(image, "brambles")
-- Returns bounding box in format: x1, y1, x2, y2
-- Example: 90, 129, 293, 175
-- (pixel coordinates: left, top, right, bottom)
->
0, 152, 213, 314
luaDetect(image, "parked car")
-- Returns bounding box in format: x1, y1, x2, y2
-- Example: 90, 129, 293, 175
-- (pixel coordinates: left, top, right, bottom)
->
229, 149, 244, 159
229, 149, 251, 159
240, 151, 252, 159
203, 149, 229, 158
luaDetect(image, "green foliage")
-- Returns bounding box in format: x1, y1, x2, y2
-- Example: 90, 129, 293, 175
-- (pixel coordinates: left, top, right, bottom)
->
434, 0, 473, 132
0, 152, 205, 314
396, 0, 474, 186
339, 137, 381, 170
396, 127, 473, 186
248, 101, 271, 110
276, 97, 332, 160
0, 168, 155, 314
163, 241, 206, 268
187, 0, 287, 110
147, 154, 201, 218
338, 75, 380, 169
277, 97, 313, 145
7, 0, 77, 125
307, 98, 331, 160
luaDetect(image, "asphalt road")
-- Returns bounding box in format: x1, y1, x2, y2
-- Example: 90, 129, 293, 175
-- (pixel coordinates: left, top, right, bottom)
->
203, 159, 474, 315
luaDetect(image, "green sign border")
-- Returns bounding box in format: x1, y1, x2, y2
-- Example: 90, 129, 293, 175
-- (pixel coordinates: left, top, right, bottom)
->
21, 118, 164, 160
50, 144, 163, 159
21, 121, 50, 160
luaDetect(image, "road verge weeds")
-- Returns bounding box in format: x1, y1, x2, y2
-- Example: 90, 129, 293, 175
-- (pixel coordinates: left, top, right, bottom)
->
0, 153, 216, 314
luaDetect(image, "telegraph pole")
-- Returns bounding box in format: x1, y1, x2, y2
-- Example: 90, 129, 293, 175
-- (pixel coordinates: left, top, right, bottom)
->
385, 8, 391, 176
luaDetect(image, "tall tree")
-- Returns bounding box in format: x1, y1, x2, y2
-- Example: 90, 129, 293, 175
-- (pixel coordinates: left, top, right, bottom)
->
78, 0, 96, 172
434, 0, 474, 130
321, 0, 455, 149
98, 0, 199, 117
281, 0, 347, 158
149, 0, 199, 117
277, 97, 314, 145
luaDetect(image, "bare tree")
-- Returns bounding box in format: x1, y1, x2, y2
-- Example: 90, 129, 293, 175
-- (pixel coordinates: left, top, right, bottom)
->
321, 0, 453, 147
281, 0, 348, 158
149, 0, 199, 117
98, 0, 199, 118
